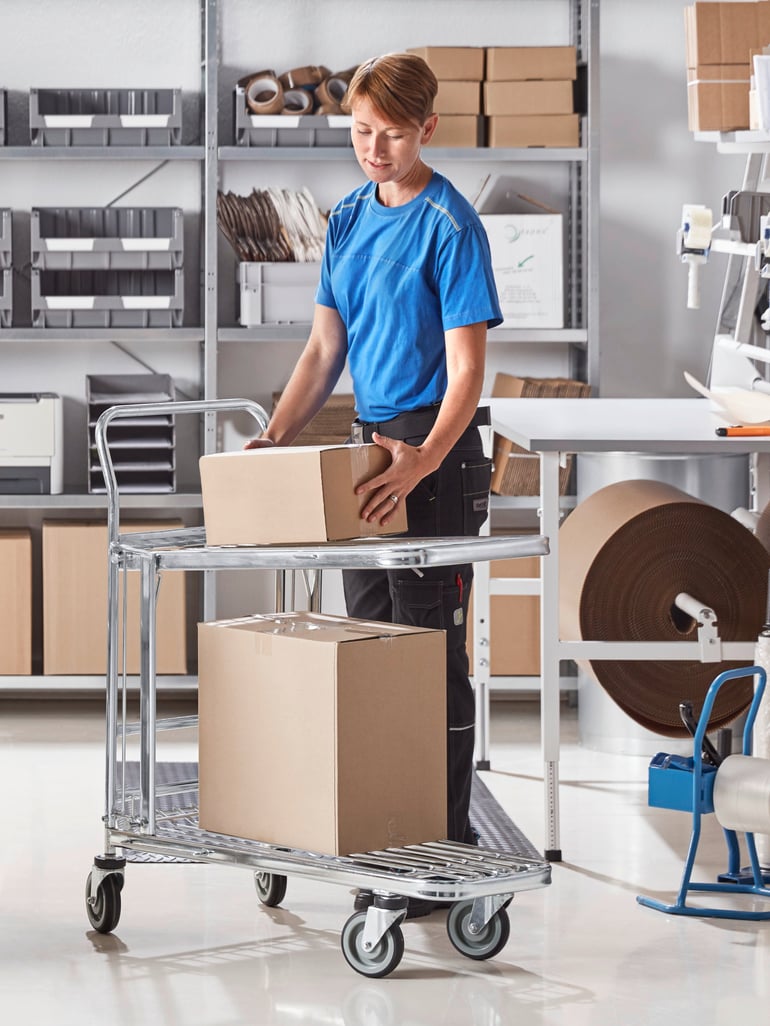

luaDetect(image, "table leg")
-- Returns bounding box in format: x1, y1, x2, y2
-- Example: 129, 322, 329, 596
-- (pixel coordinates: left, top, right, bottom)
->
540, 450, 562, 861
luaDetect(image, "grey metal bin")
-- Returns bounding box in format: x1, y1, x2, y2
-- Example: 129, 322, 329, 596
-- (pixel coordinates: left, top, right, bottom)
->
0, 209, 11, 326
234, 86, 352, 147
30, 88, 182, 146
31, 268, 184, 328
87, 373, 176, 493
31, 207, 184, 270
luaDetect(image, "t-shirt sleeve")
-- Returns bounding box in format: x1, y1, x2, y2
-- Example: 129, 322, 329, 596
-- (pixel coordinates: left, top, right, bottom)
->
437, 223, 503, 331
315, 217, 338, 310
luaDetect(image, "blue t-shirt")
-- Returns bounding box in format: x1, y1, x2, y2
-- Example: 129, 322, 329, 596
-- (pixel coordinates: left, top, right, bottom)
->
315, 170, 502, 421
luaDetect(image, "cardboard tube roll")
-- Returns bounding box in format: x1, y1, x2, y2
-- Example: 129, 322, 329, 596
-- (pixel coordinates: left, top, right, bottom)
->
560, 479, 770, 736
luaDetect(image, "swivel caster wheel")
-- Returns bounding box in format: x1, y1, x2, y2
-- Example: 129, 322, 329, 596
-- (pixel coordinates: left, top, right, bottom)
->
85, 872, 123, 934
340, 911, 405, 978
446, 900, 510, 960
254, 872, 287, 907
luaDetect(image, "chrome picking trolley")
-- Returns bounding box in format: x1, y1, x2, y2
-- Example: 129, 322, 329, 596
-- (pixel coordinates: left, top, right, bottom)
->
86, 399, 552, 978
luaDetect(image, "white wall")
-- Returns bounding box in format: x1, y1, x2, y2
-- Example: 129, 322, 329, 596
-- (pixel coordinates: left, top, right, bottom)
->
600, 0, 748, 397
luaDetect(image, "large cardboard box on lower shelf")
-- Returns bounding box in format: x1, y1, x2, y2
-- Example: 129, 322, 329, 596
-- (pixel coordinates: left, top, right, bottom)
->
199, 443, 407, 545
467, 532, 541, 677
0, 530, 32, 675
198, 612, 447, 855
43, 519, 187, 675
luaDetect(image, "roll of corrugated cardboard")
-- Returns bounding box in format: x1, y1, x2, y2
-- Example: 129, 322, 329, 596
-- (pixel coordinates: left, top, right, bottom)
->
560, 479, 770, 736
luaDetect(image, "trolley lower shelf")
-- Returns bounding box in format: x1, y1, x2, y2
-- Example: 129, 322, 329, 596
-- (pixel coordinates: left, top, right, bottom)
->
89, 802, 550, 977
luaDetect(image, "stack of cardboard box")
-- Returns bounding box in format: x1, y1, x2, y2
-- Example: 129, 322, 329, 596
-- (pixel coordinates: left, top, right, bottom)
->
484, 46, 578, 148
407, 46, 485, 147
685, 1, 770, 131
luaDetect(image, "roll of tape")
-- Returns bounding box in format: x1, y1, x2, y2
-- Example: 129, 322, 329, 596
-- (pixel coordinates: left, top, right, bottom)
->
713, 754, 770, 832
316, 74, 350, 108
683, 204, 713, 249
559, 479, 770, 735
282, 88, 313, 115
244, 74, 284, 115
279, 65, 330, 89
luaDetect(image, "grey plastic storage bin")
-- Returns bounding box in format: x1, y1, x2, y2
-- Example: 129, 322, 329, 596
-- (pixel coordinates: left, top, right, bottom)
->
31, 207, 184, 270
87, 373, 176, 493
234, 87, 352, 147
30, 88, 182, 146
31, 268, 184, 328
239, 261, 320, 324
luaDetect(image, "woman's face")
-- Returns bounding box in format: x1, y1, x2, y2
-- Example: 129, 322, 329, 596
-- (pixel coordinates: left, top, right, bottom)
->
350, 97, 435, 188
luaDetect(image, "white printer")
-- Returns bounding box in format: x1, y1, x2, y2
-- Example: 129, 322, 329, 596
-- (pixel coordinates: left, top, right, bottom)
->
0, 392, 63, 494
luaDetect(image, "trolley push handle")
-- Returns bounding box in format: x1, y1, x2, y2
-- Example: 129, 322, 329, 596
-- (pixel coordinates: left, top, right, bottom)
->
95, 398, 269, 548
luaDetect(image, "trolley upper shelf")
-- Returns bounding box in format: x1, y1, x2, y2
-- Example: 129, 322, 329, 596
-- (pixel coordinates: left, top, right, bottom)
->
114, 528, 549, 572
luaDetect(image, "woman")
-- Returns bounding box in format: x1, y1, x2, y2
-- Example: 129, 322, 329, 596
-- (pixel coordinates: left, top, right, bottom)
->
246, 53, 502, 905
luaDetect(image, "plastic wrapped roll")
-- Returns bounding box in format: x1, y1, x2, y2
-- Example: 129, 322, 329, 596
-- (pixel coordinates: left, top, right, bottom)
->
753, 631, 770, 862
560, 479, 770, 736
713, 754, 770, 832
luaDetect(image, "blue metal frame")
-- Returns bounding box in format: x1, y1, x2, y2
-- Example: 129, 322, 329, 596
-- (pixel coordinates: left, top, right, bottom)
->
637, 664, 770, 920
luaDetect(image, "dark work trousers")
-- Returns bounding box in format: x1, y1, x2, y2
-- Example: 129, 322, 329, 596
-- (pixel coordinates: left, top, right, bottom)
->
343, 412, 492, 844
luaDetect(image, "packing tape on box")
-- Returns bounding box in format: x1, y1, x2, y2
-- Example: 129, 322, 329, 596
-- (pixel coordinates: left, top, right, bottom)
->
243, 73, 284, 115
713, 754, 770, 833
559, 479, 770, 736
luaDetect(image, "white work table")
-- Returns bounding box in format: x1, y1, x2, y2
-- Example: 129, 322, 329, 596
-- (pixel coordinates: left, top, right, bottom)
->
480, 396, 769, 860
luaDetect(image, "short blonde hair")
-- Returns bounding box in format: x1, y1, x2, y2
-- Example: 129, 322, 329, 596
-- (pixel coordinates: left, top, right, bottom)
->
343, 52, 438, 127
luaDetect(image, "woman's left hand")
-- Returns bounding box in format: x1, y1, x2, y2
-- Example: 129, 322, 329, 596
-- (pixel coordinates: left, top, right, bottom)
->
356, 431, 434, 525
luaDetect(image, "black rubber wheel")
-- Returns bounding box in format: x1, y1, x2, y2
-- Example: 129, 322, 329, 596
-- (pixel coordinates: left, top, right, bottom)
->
446, 901, 510, 960
254, 872, 287, 907
85, 872, 122, 934
340, 911, 405, 978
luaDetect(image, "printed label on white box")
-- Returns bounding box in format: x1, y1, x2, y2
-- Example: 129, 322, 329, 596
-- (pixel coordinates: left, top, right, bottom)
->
480, 213, 564, 328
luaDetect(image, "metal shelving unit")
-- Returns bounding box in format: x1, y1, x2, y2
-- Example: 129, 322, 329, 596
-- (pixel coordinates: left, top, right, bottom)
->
0, 147, 205, 161
0, 0, 598, 696
219, 145, 588, 163
472, 0, 599, 749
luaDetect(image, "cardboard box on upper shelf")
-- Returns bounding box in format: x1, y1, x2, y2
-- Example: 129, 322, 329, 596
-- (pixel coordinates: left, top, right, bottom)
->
407, 46, 485, 81
434, 80, 482, 115
483, 80, 574, 117
198, 612, 447, 855
684, 1, 770, 67
485, 46, 577, 82
687, 64, 751, 131
427, 115, 484, 147
486, 113, 579, 148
